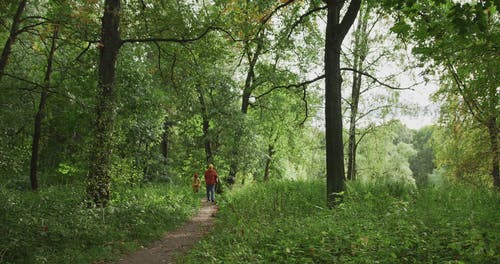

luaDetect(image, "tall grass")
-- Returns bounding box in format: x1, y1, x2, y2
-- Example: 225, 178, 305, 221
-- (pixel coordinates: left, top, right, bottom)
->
0, 183, 199, 263
182, 180, 499, 263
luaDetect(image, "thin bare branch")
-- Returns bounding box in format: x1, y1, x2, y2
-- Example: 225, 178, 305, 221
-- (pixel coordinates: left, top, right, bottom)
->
341, 67, 415, 90
255, 66, 416, 104
355, 104, 392, 122
255, 75, 324, 100
121, 26, 240, 45
356, 125, 375, 147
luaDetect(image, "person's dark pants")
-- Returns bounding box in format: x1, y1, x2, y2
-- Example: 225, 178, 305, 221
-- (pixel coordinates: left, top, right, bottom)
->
206, 184, 215, 202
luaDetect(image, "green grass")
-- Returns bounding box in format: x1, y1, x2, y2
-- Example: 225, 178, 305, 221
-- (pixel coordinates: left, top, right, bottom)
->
0, 183, 200, 263
182, 180, 500, 263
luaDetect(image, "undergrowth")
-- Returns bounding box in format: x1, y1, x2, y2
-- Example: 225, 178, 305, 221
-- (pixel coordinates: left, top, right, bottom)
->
182, 180, 499, 263
0, 183, 199, 263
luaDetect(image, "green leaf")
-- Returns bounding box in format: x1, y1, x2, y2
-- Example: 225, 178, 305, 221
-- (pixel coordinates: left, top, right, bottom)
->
390, 21, 411, 36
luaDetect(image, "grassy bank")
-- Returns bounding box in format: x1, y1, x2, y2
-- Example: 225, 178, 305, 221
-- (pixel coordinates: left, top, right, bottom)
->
182, 180, 499, 263
0, 183, 199, 263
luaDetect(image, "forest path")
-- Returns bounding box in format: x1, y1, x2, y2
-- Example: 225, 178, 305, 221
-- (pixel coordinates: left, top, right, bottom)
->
114, 199, 217, 264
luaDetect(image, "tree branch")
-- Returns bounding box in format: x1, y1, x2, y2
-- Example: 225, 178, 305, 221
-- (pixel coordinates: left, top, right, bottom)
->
355, 104, 392, 122
339, 0, 362, 39
356, 125, 375, 147
341, 67, 415, 90
264, 0, 296, 24
255, 67, 414, 101
17, 21, 48, 34
255, 74, 324, 100
3, 73, 44, 88
121, 26, 239, 45
74, 41, 98, 61
255, 0, 296, 37
20, 15, 51, 22
445, 60, 485, 124
287, 5, 327, 39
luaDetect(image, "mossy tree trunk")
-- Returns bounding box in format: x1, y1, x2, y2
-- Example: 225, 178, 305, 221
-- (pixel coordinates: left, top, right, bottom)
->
87, 0, 122, 207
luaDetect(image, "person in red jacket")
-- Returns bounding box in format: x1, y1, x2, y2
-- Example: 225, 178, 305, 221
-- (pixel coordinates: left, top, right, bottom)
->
204, 164, 218, 202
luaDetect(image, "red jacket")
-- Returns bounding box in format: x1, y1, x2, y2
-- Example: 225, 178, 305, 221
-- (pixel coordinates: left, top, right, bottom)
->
204, 168, 218, 185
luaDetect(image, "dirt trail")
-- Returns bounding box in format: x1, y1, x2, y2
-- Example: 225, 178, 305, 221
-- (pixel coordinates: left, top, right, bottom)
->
115, 200, 217, 264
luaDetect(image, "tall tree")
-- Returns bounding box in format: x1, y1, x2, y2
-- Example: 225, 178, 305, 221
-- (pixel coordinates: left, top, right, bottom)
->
379, 0, 499, 187
29, 24, 59, 191
196, 84, 214, 165
86, 0, 121, 206
409, 126, 435, 187
346, 1, 369, 181
344, 1, 410, 181
356, 120, 416, 185
219, 0, 308, 184
324, 0, 361, 207
86, 0, 226, 204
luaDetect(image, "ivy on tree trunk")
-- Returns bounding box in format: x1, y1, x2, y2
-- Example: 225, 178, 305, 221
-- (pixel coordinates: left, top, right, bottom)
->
87, 0, 121, 207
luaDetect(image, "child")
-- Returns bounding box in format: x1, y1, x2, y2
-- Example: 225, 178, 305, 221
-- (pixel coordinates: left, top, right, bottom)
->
192, 173, 201, 193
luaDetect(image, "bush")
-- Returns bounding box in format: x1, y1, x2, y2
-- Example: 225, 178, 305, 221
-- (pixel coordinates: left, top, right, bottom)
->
182, 180, 500, 263
0, 183, 199, 263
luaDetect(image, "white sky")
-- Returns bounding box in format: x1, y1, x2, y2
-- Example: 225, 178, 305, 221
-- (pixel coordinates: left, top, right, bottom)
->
308, 10, 441, 131
396, 79, 439, 129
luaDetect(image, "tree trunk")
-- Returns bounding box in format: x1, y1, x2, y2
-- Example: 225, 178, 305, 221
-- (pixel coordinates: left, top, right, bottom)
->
161, 119, 169, 159
347, 47, 360, 181
29, 24, 59, 191
86, 0, 121, 207
488, 115, 499, 188
263, 143, 275, 182
241, 37, 263, 114
0, 0, 27, 80
197, 85, 213, 165
347, 3, 368, 181
160, 120, 176, 160
227, 36, 264, 184
324, 0, 361, 207
202, 116, 213, 165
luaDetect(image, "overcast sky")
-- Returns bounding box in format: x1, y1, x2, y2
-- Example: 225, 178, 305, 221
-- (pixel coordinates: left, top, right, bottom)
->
307, 13, 441, 131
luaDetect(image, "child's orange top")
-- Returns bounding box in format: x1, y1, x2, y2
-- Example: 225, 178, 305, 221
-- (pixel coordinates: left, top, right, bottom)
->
192, 174, 201, 188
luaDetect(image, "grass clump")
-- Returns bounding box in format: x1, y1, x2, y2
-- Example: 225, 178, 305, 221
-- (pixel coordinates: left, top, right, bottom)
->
182, 180, 499, 263
0, 183, 199, 263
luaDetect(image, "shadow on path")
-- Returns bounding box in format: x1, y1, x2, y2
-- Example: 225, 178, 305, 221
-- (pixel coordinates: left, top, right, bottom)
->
115, 199, 218, 264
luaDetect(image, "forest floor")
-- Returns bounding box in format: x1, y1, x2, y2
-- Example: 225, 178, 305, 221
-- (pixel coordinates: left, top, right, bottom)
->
114, 199, 218, 264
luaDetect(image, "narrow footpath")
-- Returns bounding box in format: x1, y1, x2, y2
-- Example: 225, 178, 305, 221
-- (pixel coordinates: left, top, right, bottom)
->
115, 200, 218, 264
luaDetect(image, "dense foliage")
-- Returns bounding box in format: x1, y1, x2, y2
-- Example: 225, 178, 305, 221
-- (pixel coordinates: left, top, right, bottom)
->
378, 0, 500, 187
182, 180, 499, 263
0, 184, 199, 263
0, 0, 498, 262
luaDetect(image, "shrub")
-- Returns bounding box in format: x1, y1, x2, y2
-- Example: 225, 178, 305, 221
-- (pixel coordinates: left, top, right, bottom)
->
182, 180, 499, 263
0, 183, 199, 263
